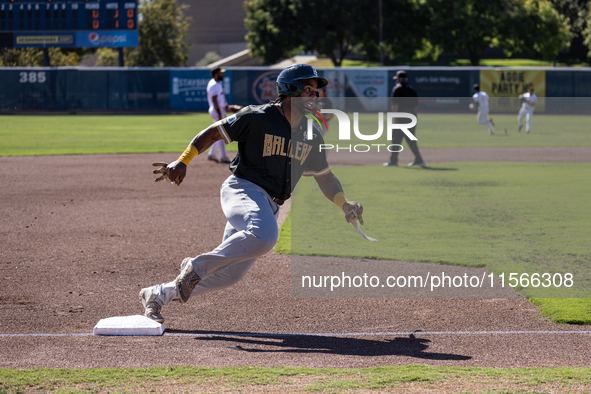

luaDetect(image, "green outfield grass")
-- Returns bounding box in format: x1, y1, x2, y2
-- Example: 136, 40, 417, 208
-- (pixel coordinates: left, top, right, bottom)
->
0, 113, 237, 156
1, 365, 590, 393
1, 112, 590, 156
530, 298, 591, 325
280, 162, 591, 321
321, 113, 591, 148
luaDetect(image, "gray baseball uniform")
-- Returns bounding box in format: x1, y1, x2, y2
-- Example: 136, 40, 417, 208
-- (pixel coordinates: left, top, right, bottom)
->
150, 103, 329, 305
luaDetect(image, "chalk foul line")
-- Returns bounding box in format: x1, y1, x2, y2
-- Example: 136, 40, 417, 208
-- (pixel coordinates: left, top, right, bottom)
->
1, 330, 591, 338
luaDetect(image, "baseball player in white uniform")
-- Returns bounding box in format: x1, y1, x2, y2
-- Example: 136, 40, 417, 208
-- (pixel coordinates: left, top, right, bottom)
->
518, 85, 537, 133
206, 67, 242, 163
471, 84, 494, 135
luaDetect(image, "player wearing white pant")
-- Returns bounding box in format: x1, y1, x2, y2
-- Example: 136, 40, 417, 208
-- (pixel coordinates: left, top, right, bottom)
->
471, 84, 494, 135
206, 67, 242, 163
142, 64, 366, 324
518, 85, 537, 133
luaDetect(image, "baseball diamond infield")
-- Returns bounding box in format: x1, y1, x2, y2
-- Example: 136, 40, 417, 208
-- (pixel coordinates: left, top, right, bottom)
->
1, 147, 590, 370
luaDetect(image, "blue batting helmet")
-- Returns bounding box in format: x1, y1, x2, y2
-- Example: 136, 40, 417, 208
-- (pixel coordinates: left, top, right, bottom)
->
276, 64, 328, 97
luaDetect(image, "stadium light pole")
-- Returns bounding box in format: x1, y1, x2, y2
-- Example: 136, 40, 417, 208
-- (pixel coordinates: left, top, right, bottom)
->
378, 0, 384, 66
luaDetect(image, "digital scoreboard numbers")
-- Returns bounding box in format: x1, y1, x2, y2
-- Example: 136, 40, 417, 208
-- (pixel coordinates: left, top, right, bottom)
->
0, 0, 138, 48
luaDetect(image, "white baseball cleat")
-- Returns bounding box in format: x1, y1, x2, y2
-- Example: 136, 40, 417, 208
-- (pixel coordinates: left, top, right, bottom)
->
139, 286, 164, 323
179, 257, 193, 271
175, 259, 202, 304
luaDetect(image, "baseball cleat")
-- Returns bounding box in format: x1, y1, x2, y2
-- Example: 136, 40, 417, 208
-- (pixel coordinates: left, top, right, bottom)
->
207, 156, 219, 163
383, 162, 398, 167
175, 259, 201, 303
139, 286, 164, 323
408, 161, 426, 167
518, 125, 523, 132
179, 257, 193, 271
170, 257, 194, 302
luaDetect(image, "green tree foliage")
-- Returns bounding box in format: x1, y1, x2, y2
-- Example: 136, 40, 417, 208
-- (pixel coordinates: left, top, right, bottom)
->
244, 0, 364, 67
245, 0, 423, 67
584, 4, 591, 57
549, 0, 588, 34
95, 48, 120, 67
0, 48, 79, 67
245, 0, 303, 65
549, 0, 589, 61
303, 0, 377, 67
382, 0, 429, 62
424, 0, 571, 65
124, 0, 191, 67
525, 0, 573, 60
305, 0, 355, 66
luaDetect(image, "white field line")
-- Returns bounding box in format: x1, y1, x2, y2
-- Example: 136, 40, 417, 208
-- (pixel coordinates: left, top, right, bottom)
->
1, 330, 591, 338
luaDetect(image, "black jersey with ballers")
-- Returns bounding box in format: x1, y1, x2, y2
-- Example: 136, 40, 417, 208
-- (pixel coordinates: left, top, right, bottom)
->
215, 103, 330, 201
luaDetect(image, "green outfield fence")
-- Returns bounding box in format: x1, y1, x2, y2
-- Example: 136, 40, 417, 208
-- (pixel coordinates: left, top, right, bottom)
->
1, 66, 590, 113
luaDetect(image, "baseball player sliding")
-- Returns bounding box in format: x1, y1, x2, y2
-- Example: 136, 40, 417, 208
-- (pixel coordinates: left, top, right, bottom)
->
518, 84, 537, 133
141, 64, 366, 323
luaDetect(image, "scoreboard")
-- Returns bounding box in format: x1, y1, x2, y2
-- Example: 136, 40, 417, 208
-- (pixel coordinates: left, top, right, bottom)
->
0, 0, 138, 48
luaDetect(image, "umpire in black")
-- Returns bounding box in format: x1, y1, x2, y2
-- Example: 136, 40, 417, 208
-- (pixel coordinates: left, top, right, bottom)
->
383, 70, 426, 167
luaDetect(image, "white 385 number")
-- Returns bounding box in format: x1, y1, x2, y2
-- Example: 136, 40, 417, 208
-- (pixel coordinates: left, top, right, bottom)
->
19, 72, 47, 83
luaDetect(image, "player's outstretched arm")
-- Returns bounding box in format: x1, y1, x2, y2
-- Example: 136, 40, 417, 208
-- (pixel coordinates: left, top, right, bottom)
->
154, 124, 224, 186
314, 172, 364, 224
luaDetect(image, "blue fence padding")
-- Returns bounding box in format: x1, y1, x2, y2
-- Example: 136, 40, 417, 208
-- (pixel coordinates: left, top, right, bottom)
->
574, 71, 591, 97
1, 66, 590, 112
0, 68, 169, 111
546, 71, 574, 97
387, 69, 480, 97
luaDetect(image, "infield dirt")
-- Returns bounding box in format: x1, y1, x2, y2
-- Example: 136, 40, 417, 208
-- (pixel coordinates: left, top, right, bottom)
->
1, 147, 590, 369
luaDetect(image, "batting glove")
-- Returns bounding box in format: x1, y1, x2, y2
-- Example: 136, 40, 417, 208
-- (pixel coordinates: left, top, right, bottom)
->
152, 162, 180, 185
344, 202, 364, 225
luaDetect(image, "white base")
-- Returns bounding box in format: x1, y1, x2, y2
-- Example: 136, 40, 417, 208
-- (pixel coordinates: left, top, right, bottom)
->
93, 315, 165, 336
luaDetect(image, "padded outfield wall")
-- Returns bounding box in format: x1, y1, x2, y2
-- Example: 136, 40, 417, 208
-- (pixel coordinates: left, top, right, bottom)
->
1, 66, 590, 113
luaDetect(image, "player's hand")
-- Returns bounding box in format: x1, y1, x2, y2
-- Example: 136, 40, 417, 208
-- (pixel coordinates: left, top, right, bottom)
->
343, 201, 364, 225
227, 104, 243, 113
152, 161, 187, 186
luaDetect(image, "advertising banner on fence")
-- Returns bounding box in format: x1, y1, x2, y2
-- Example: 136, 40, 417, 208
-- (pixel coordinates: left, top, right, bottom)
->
14, 33, 76, 48
479, 70, 546, 112
170, 70, 233, 111
322, 70, 346, 109
397, 69, 478, 112
14, 31, 139, 48
75, 31, 139, 48
249, 70, 281, 105
343, 70, 388, 111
